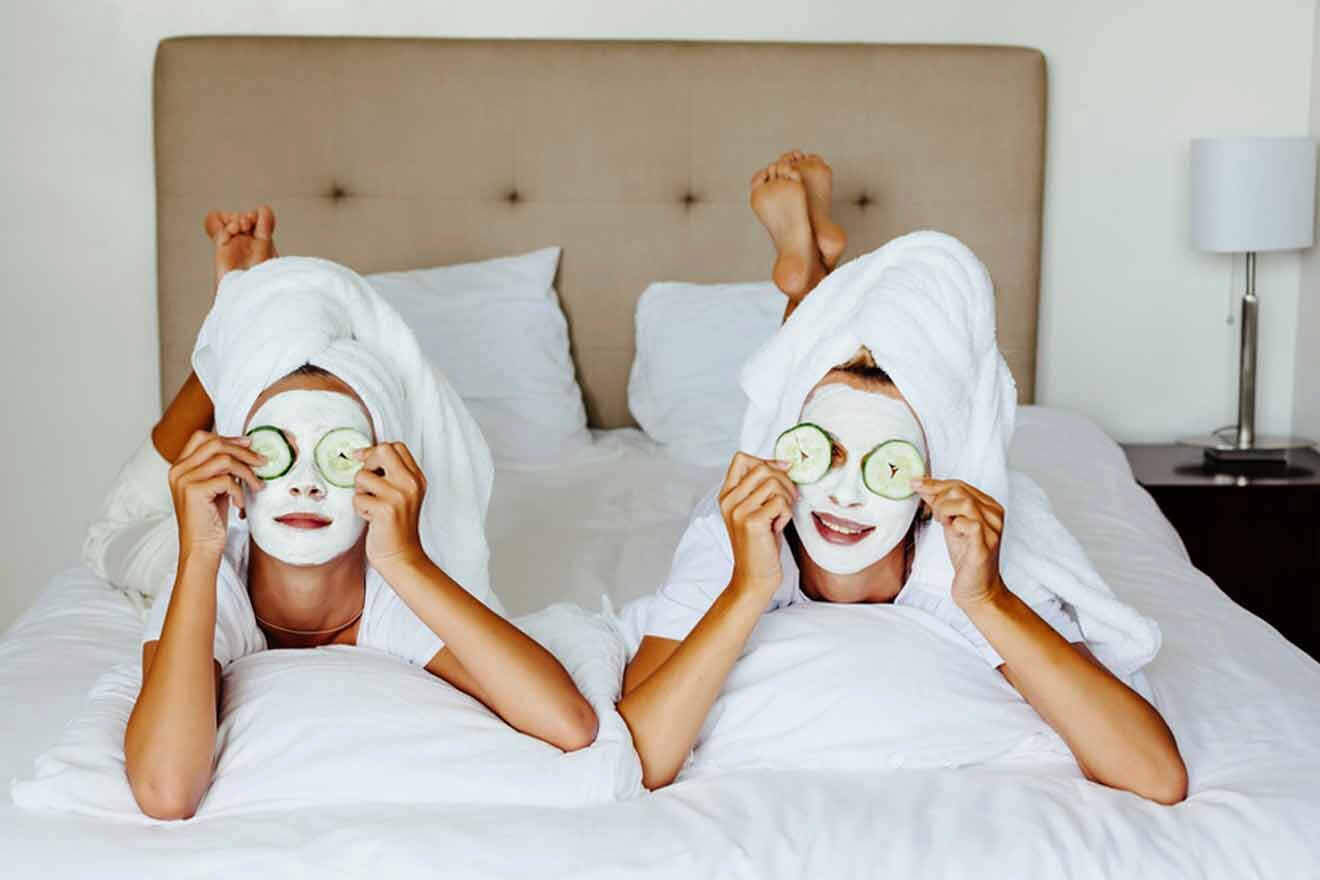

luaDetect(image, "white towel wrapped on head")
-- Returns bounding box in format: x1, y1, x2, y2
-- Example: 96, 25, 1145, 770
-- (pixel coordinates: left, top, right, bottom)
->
192, 256, 501, 614
737, 231, 1159, 678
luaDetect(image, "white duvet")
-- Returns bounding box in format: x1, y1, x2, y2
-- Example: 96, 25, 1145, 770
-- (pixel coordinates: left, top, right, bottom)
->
3, 408, 1320, 878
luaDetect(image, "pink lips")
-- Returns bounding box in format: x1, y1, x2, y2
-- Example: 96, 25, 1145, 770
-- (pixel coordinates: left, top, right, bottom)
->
274, 513, 332, 530
812, 511, 875, 546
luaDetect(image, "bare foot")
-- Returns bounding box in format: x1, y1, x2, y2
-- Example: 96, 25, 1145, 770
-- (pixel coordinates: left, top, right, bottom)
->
750, 160, 825, 300
779, 151, 847, 269
203, 205, 278, 290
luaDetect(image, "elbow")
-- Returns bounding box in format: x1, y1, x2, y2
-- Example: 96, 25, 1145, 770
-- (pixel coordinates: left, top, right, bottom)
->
1142, 758, 1189, 806
616, 701, 679, 791
549, 698, 600, 753
1089, 751, 1189, 806
128, 773, 204, 821
640, 761, 679, 792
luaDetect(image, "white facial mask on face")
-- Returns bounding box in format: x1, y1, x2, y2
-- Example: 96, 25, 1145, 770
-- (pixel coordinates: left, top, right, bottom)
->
791, 383, 927, 575
244, 389, 374, 566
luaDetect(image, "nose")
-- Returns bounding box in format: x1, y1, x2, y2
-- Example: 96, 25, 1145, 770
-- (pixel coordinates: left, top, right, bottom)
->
827, 464, 865, 508
288, 482, 326, 500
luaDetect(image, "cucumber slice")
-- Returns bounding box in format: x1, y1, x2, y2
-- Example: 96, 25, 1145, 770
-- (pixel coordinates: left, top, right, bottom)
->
861, 439, 926, 500
314, 427, 372, 488
246, 426, 294, 480
774, 422, 833, 484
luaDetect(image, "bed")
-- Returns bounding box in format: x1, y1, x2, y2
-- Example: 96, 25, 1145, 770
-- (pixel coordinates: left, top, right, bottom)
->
4, 36, 1320, 878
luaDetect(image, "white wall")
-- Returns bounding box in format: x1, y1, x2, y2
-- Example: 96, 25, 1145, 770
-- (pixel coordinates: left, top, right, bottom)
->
1298, 6, 1320, 445
2, 0, 1316, 629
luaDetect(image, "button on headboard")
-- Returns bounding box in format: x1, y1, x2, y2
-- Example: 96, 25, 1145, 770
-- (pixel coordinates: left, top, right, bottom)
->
154, 38, 1046, 427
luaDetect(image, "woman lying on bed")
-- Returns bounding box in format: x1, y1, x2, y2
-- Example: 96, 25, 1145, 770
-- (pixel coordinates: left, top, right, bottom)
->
99, 210, 596, 820
618, 152, 1188, 803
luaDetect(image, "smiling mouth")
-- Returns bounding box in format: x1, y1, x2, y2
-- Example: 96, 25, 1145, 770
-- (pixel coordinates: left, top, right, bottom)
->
812, 511, 875, 546
274, 513, 332, 530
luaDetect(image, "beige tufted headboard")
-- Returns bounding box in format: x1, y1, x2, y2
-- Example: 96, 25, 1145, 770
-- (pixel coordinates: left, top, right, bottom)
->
154, 38, 1046, 427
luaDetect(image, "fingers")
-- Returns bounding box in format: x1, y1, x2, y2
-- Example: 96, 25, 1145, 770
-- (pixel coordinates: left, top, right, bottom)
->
352, 492, 387, 523
354, 466, 404, 503
177, 428, 218, 460
354, 443, 424, 497
720, 456, 796, 515
732, 480, 793, 525
171, 434, 265, 492
913, 478, 1004, 543
721, 451, 759, 491
191, 472, 245, 514
183, 448, 265, 494
388, 442, 424, 482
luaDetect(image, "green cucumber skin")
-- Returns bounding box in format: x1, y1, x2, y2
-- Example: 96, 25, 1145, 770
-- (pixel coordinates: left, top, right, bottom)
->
775, 422, 832, 485
245, 426, 294, 480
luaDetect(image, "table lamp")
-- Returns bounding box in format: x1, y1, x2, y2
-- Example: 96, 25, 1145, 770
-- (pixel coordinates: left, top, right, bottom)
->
1186, 136, 1317, 465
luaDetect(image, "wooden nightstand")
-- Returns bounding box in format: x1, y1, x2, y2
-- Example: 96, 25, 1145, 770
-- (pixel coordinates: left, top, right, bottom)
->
1122, 444, 1320, 660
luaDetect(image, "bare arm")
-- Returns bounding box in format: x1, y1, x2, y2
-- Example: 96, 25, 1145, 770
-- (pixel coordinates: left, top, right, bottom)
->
390, 559, 597, 750
913, 477, 1187, 805
619, 582, 774, 788
970, 590, 1188, 804
123, 429, 266, 819
354, 442, 597, 752
617, 453, 796, 788
126, 563, 223, 820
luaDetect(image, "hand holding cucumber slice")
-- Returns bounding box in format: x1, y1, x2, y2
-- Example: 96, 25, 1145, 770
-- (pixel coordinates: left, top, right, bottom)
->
314, 427, 373, 488
861, 439, 926, 500
246, 426, 294, 480
774, 423, 833, 484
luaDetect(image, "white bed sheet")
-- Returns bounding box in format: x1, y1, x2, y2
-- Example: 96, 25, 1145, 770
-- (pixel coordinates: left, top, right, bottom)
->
4, 406, 1320, 878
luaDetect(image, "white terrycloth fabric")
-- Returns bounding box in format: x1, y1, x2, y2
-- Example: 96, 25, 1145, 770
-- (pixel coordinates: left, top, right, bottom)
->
193, 257, 502, 614
737, 231, 1160, 677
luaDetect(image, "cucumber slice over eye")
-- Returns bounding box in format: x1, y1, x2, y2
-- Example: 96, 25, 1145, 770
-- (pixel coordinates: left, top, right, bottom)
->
862, 439, 926, 500
314, 427, 372, 488
774, 422, 833, 484
246, 426, 294, 480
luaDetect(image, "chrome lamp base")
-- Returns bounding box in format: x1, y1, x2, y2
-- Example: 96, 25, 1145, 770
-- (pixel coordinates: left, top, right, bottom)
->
1180, 430, 1315, 466
1181, 251, 1316, 469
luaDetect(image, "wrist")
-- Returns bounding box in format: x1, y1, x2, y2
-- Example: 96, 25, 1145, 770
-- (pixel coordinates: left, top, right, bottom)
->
372, 546, 432, 581
178, 545, 223, 571
955, 575, 1011, 618
729, 567, 781, 601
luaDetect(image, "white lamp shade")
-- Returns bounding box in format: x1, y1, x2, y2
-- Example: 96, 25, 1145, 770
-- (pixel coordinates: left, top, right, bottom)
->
1191, 137, 1317, 253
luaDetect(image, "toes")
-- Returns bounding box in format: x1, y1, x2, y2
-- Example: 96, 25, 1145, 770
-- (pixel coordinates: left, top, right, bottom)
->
255, 204, 276, 240
203, 211, 226, 239
750, 166, 772, 188
774, 159, 801, 181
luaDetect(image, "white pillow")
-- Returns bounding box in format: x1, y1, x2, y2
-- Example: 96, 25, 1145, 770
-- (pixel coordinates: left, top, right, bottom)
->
628, 281, 783, 466
11, 605, 641, 821
368, 248, 592, 465
678, 603, 1070, 780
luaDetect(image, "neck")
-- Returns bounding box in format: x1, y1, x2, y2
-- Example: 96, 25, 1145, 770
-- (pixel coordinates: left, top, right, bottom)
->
247, 536, 367, 644
791, 524, 909, 604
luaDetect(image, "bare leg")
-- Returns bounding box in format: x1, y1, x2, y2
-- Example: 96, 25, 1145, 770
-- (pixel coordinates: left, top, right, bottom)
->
749, 159, 826, 321
151, 206, 279, 461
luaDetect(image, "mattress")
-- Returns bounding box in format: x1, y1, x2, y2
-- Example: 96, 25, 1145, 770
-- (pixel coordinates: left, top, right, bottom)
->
3, 406, 1319, 878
